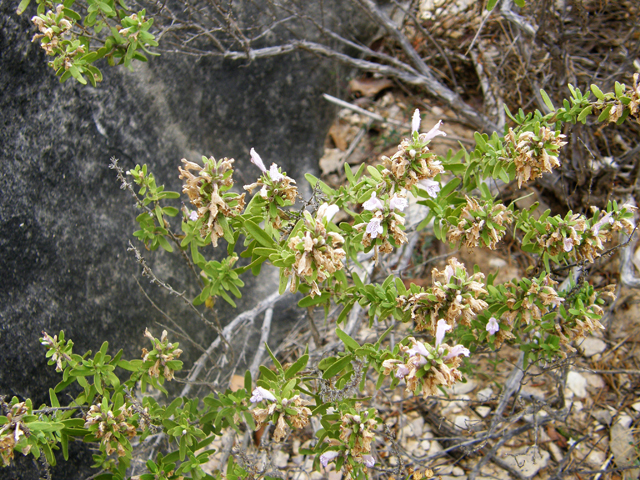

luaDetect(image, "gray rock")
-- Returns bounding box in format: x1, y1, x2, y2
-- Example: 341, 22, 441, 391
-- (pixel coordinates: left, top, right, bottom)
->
498, 446, 550, 478
578, 337, 607, 357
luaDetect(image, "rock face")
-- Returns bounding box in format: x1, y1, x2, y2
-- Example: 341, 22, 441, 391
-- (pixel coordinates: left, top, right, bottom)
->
0, 0, 367, 477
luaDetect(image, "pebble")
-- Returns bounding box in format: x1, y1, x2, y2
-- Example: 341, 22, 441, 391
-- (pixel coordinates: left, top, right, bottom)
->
273, 451, 289, 468
583, 372, 605, 389
454, 415, 470, 431
498, 446, 550, 477
567, 371, 588, 398
610, 415, 639, 480
446, 379, 478, 395
452, 466, 465, 476
476, 387, 493, 402
475, 406, 492, 418
327, 471, 343, 480
592, 409, 613, 425
578, 337, 607, 357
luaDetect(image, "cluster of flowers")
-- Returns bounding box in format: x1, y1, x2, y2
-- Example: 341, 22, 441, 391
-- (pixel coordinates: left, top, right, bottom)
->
141, 329, 183, 382
244, 149, 298, 229
320, 408, 378, 473
556, 284, 616, 347
576, 207, 636, 262
286, 204, 346, 297
506, 126, 567, 188
179, 156, 246, 247
594, 73, 640, 124
381, 110, 446, 192
355, 191, 408, 256
39, 331, 72, 372
249, 387, 312, 442
447, 196, 513, 249
0, 402, 29, 467
83, 404, 136, 457
397, 257, 488, 333
382, 321, 470, 398
31, 5, 75, 57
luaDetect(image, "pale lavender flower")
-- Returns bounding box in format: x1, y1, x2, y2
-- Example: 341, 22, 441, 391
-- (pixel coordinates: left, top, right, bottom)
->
395, 364, 410, 379
363, 455, 376, 468
444, 265, 455, 283
250, 386, 276, 403
418, 178, 441, 198
407, 339, 430, 358
269, 163, 284, 182
444, 344, 471, 361
189, 211, 198, 222
563, 237, 574, 252
435, 319, 452, 347
486, 317, 499, 335
366, 217, 384, 239
592, 211, 614, 236
389, 194, 408, 212
250, 148, 267, 172
320, 451, 340, 467
363, 192, 384, 211
412, 109, 421, 134
423, 120, 447, 142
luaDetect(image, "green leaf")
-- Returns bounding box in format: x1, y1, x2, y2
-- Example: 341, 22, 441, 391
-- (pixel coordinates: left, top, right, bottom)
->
244, 220, 274, 248
322, 355, 353, 379
259, 365, 278, 382
264, 343, 284, 373
16, 0, 31, 14
487, 0, 498, 10
367, 165, 382, 181
284, 354, 308, 380
335, 328, 360, 351
577, 106, 592, 123
590, 84, 604, 100
298, 293, 330, 308
244, 370, 252, 392
597, 105, 612, 122
540, 89, 555, 111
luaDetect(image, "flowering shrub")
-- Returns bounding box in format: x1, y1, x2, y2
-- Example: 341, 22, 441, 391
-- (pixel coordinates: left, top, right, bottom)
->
6, 3, 640, 474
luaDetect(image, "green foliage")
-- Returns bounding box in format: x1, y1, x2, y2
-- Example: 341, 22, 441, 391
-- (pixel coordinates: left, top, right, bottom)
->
18, 0, 158, 85
6, 9, 640, 474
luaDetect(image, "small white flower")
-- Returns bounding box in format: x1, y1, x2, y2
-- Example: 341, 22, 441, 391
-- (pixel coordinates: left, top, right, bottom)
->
444, 344, 471, 361
423, 120, 447, 142
320, 450, 340, 467
389, 194, 408, 212
455, 294, 463, 303
189, 211, 198, 222
250, 386, 276, 403
418, 178, 441, 198
319, 203, 340, 222
366, 217, 384, 238
412, 109, 421, 134
363, 192, 384, 211
563, 237, 574, 252
250, 148, 267, 173
363, 454, 376, 468
486, 317, 500, 335
435, 319, 452, 347
269, 163, 284, 182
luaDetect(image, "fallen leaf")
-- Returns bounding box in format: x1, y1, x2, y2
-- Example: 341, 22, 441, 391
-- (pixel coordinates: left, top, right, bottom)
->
229, 374, 245, 392
349, 77, 395, 97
